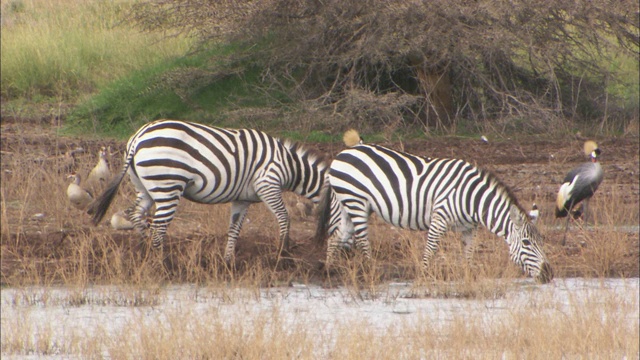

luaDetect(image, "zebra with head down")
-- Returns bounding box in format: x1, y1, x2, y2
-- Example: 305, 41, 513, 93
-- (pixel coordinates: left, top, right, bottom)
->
88, 119, 328, 263
316, 130, 553, 283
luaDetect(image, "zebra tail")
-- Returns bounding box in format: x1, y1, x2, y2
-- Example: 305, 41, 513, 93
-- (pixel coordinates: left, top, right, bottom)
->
314, 185, 332, 246
86, 150, 133, 225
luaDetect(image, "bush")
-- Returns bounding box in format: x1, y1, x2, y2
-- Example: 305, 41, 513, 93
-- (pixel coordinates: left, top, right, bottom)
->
129, 0, 639, 133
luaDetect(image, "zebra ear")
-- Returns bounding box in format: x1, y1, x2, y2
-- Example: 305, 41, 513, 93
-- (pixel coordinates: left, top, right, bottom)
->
510, 205, 525, 227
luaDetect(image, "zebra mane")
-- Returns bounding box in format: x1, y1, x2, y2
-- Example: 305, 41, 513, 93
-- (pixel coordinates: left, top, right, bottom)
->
282, 139, 329, 165
476, 166, 527, 215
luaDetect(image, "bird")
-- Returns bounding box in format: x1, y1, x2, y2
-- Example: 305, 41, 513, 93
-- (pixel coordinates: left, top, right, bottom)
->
555, 140, 603, 245
109, 210, 135, 230
67, 172, 93, 210
295, 198, 313, 219
480, 135, 489, 144
87, 146, 110, 189
58, 147, 84, 174
343, 129, 364, 147
528, 203, 539, 225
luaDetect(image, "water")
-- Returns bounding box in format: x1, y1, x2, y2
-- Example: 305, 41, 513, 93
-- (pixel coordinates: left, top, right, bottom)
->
1, 278, 638, 358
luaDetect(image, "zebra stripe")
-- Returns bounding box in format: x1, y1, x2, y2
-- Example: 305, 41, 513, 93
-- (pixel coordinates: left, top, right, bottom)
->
88, 119, 328, 262
316, 141, 553, 283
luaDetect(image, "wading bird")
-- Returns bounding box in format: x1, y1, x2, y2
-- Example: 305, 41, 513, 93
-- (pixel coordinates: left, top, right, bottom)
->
110, 210, 135, 230
87, 146, 110, 189
67, 172, 93, 210
555, 140, 603, 245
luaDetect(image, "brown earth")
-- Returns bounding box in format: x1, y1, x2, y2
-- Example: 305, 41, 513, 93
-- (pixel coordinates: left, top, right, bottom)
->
1, 112, 638, 285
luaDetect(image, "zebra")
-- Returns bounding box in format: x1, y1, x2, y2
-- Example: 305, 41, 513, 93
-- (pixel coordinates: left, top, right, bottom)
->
315, 130, 553, 284
87, 119, 328, 262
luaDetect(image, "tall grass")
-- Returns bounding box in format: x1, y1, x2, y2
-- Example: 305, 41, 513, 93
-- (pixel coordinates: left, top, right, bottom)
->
0, 0, 191, 100
2, 147, 637, 290
2, 281, 638, 358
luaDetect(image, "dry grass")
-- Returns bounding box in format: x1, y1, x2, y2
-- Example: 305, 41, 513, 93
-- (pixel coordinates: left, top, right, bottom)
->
2, 281, 638, 358
1, 125, 638, 289
1, 123, 638, 358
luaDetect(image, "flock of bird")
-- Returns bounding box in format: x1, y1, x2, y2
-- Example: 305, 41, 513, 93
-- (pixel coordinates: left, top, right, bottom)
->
65, 139, 603, 241
65, 146, 135, 230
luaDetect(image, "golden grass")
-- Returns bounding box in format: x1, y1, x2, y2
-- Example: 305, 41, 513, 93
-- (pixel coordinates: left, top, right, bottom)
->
1, 131, 638, 289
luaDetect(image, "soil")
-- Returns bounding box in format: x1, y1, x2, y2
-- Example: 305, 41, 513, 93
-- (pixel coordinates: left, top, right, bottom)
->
1, 112, 639, 284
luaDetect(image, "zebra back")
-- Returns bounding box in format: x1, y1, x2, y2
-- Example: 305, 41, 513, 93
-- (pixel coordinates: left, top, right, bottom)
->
123, 119, 327, 203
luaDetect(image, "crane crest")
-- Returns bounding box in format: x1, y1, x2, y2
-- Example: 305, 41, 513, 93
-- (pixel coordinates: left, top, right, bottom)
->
343, 129, 362, 147
583, 140, 599, 156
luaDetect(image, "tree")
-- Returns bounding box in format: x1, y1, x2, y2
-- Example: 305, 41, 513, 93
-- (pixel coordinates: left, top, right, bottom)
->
130, 0, 639, 132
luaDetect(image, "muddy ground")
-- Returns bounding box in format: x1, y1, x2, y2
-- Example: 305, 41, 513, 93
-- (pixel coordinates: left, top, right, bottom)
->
1, 112, 639, 284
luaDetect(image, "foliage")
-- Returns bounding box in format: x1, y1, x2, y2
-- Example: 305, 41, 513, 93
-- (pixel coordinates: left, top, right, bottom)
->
129, 0, 639, 133
65, 45, 284, 138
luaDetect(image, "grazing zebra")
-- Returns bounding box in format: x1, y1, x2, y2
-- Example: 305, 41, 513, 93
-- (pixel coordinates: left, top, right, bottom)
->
316, 130, 553, 283
88, 119, 328, 262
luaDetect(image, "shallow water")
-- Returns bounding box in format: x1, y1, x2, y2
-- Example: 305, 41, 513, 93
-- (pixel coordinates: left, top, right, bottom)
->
1, 278, 638, 359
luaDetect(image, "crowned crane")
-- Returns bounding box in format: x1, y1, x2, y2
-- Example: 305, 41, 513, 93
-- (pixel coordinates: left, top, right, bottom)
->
556, 140, 603, 245
67, 172, 93, 210
343, 129, 364, 147
87, 146, 110, 190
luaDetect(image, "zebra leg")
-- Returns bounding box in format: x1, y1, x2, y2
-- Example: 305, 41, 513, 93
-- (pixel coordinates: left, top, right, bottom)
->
148, 187, 184, 249
224, 201, 251, 264
352, 219, 372, 263
325, 209, 355, 268
255, 182, 291, 254
422, 213, 448, 272
130, 192, 153, 234
461, 229, 475, 263
128, 174, 154, 235
339, 198, 372, 264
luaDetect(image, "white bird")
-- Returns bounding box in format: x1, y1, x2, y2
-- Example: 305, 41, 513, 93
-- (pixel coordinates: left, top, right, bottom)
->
110, 210, 135, 230
67, 172, 93, 210
528, 203, 539, 225
480, 135, 489, 143
58, 147, 84, 173
295, 198, 313, 219
31, 213, 46, 221
556, 140, 604, 245
87, 147, 110, 189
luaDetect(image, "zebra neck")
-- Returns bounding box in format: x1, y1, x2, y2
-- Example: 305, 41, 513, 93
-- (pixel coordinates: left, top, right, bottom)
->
477, 201, 512, 239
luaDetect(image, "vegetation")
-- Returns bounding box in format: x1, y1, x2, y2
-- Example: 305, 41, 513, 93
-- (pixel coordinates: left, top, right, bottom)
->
2, 126, 639, 357
2, 283, 638, 358
2, 0, 638, 138
1, 1, 638, 357
0, 0, 191, 100
125, 0, 639, 135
